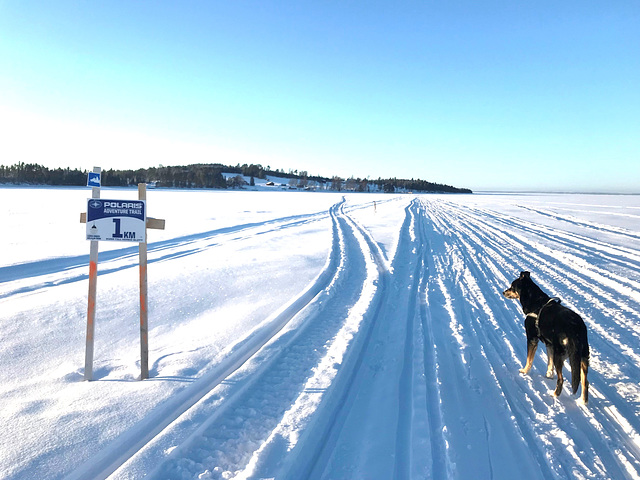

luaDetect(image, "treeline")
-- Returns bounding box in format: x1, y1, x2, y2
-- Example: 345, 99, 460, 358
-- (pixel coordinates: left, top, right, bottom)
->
0, 162, 228, 188
370, 177, 472, 194
0, 163, 86, 185
225, 164, 329, 185
0, 162, 472, 194
101, 164, 227, 188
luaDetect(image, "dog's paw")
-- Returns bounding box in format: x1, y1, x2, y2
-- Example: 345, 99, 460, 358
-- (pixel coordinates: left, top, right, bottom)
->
545, 370, 554, 379
519, 368, 529, 375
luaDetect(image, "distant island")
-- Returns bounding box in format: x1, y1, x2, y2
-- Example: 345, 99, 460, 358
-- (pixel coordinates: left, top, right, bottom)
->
0, 162, 472, 194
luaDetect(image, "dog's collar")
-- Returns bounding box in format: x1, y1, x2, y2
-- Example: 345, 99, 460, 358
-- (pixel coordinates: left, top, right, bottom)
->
526, 297, 561, 320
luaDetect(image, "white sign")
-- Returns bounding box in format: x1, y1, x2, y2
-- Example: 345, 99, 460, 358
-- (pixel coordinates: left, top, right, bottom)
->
86, 199, 146, 242
87, 171, 102, 188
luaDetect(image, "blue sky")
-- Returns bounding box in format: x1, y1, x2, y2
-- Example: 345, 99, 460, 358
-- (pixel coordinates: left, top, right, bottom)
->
1, 1, 638, 192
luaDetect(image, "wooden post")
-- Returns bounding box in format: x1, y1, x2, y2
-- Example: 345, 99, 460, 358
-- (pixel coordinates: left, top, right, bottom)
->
85, 167, 101, 381
138, 183, 149, 380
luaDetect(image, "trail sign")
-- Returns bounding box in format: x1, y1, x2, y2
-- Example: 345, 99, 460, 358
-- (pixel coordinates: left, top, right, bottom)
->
80, 182, 165, 381
87, 171, 101, 188
86, 199, 146, 242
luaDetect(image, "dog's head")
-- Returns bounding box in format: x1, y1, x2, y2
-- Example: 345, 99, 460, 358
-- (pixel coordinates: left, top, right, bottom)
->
502, 271, 531, 300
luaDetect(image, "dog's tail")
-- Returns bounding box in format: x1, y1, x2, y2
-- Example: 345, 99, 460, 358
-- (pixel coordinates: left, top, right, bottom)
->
580, 342, 590, 403
570, 348, 582, 395
571, 340, 590, 396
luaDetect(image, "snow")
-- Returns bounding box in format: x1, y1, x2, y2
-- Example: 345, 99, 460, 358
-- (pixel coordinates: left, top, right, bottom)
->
1, 186, 640, 479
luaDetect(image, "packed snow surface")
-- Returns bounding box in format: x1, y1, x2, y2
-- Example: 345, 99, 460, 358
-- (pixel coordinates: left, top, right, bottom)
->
1, 187, 640, 479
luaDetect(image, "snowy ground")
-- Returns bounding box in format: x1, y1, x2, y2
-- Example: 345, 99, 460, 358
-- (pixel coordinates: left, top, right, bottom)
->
1, 187, 640, 480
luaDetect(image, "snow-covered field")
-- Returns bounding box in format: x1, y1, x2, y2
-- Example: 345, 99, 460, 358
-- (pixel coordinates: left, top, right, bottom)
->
1, 187, 640, 480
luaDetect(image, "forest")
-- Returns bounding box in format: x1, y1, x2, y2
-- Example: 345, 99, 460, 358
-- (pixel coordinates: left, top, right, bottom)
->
0, 162, 472, 194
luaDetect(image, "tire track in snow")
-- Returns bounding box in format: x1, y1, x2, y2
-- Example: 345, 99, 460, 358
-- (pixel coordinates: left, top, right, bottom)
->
407, 200, 450, 479
517, 204, 640, 242
281, 199, 450, 480
419, 199, 552, 480
394, 202, 424, 479
421, 198, 640, 479
97, 199, 381, 480
269, 202, 391, 480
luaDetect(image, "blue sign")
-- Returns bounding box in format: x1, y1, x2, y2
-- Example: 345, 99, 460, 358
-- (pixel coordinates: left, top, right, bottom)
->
86, 199, 146, 242
87, 172, 101, 188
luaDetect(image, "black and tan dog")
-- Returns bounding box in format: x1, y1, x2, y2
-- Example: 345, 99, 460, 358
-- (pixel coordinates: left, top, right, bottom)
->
503, 271, 589, 404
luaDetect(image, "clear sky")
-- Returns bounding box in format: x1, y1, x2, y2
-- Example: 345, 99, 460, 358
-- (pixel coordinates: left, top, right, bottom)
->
1, 1, 638, 193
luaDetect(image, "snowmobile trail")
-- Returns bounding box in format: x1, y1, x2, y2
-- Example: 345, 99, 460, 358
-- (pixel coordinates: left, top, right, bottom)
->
73, 199, 381, 480
279, 199, 447, 480
43, 193, 640, 480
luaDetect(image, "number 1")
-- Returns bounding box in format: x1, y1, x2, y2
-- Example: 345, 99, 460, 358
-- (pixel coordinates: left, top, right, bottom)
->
112, 218, 123, 238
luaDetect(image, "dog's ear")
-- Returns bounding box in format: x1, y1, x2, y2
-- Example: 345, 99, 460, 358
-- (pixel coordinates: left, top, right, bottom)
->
520, 271, 530, 279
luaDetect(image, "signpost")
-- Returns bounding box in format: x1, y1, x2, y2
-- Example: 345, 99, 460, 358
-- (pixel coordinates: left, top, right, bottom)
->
85, 167, 101, 382
81, 170, 165, 381
137, 183, 150, 380
86, 199, 146, 242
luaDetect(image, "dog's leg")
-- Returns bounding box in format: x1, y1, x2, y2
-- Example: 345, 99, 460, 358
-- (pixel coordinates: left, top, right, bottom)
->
580, 358, 589, 404
520, 316, 538, 375
553, 354, 564, 397
545, 344, 554, 378
520, 337, 538, 375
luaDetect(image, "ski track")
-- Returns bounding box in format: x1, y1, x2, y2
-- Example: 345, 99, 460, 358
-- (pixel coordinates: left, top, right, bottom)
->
59, 195, 640, 480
